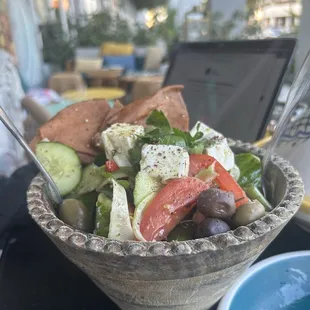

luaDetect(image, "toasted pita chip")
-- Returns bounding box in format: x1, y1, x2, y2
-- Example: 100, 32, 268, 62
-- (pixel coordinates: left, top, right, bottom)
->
30, 99, 111, 163
102, 85, 189, 131
30, 86, 189, 165
100, 99, 124, 130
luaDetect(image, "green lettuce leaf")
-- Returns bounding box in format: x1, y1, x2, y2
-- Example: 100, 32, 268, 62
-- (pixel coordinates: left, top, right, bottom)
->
235, 153, 261, 188
79, 191, 98, 219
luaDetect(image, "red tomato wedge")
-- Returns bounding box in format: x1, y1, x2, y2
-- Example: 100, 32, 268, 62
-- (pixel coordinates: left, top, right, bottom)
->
140, 177, 209, 241
105, 160, 119, 172
189, 154, 248, 207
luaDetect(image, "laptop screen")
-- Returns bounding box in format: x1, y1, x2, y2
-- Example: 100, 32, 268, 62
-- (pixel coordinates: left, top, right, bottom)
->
163, 39, 296, 142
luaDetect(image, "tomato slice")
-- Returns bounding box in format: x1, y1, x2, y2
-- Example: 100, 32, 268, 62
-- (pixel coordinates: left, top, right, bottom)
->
189, 154, 248, 207
140, 177, 209, 241
105, 160, 119, 172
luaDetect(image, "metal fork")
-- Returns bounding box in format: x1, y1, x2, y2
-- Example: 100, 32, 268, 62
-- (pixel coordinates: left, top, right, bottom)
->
0, 106, 63, 205
262, 49, 310, 197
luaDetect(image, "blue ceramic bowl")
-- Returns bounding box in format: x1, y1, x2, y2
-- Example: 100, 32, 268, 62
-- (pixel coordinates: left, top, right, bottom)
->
218, 251, 310, 310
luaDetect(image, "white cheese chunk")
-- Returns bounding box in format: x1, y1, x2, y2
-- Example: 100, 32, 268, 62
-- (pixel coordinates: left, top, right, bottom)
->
206, 138, 235, 171
101, 123, 144, 167
191, 121, 223, 140
108, 180, 135, 241
191, 121, 235, 171
140, 144, 189, 182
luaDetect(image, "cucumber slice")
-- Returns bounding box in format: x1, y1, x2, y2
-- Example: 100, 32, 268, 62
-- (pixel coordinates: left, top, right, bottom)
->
134, 171, 161, 207
36, 142, 82, 196
71, 164, 105, 197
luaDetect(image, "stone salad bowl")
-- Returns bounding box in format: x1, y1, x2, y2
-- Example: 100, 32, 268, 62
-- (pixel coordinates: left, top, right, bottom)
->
27, 142, 304, 310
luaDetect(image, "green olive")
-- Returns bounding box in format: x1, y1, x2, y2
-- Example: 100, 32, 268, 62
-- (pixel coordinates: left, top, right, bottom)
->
59, 198, 93, 232
232, 200, 265, 227
167, 221, 196, 241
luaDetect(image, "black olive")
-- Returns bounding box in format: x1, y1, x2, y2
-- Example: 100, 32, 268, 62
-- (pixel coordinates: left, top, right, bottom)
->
196, 218, 230, 238
232, 200, 266, 227
197, 188, 236, 221
59, 198, 93, 232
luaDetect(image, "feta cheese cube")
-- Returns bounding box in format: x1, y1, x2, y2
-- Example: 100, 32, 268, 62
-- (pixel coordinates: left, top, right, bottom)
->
190, 121, 222, 140
140, 144, 189, 182
101, 123, 144, 167
205, 137, 235, 171
191, 121, 235, 171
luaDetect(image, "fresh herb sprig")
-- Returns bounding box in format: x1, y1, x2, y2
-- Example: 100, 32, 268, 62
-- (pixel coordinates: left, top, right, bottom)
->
129, 110, 204, 168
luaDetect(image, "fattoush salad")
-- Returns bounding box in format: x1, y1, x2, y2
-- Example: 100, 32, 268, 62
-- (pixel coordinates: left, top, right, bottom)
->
30, 86, 271, 242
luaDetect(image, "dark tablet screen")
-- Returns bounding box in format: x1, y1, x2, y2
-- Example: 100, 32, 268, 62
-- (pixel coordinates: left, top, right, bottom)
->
163, 39, 296, 142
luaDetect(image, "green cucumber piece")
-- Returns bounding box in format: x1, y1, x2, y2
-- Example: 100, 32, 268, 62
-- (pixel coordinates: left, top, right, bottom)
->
133, 171, 161, 207
95, 193, 112, 237
71, 164, 105, 197
36, 142, 82, 196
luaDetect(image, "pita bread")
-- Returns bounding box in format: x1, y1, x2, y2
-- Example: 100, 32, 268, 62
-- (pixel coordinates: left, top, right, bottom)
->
102, 85, 189, 131
30, 99, 111, 163
30, 85, 190, 164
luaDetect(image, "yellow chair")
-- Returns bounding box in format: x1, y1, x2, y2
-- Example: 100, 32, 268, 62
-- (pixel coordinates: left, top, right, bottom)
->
100, 42, 134, 56
48, 72, 86, 94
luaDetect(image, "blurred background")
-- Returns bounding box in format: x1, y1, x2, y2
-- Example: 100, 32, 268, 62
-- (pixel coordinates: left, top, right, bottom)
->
2, 0, 306, 87
1, 3, 310, 309
0, 0, 309, 177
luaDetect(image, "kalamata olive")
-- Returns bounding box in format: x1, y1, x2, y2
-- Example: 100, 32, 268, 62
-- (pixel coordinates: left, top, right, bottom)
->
59, 198, 93, 232
167, 221, 196, 241
232, 200, 265, 227
196, 218, 230, 238
197, 188, 236, 220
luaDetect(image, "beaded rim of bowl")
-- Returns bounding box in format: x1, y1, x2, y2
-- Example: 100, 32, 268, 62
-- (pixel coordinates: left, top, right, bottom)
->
27, 141, 304, 257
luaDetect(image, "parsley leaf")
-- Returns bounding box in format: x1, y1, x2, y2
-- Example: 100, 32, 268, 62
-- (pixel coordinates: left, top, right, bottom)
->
146, 110, 171, 133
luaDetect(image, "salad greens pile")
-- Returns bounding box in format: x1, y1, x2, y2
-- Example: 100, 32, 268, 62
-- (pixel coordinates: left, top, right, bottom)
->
36, 109, 271, 242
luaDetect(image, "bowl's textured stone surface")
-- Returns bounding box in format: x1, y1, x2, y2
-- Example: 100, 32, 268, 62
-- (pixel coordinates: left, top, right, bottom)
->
27, 142, 304, 310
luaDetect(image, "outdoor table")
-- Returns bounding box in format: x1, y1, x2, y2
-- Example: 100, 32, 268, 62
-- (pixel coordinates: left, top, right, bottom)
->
83, 68, 123, 87
0, 216, 308, 310
44, 87, 125, 118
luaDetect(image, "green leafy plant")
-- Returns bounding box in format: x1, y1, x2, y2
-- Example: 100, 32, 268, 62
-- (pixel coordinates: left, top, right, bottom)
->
74, 12, 133, 46
41, 21, 76, 68
133, 26, 156, 46
150, 8, 178, 50
74, 12, 114, 46
190, 1, 262, 41
114, 15, 134, 43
